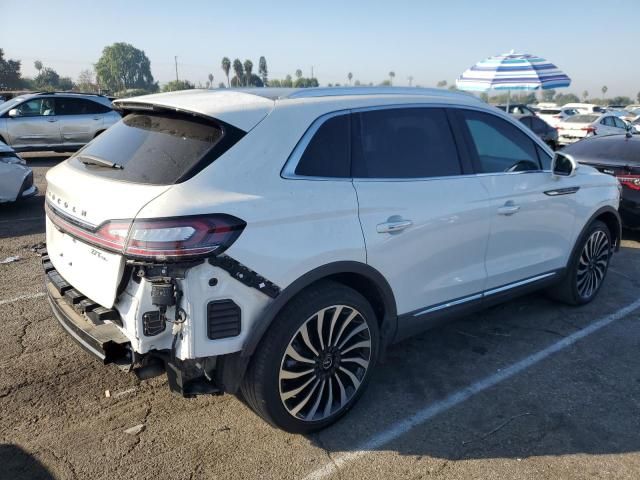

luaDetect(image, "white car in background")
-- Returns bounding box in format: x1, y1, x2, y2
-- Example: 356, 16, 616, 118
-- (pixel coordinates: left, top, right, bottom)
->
0, 141, 37, 203
557, 113, 629, 145
537, 107, 579, 127
562, 103, 606, 114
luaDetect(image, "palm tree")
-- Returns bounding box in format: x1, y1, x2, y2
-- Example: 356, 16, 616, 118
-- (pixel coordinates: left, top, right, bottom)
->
258, 56, 268, 85
582, 90, 589, 101
389, 71, 395, 85
232, 59, 244, 87
602, 85, 608, 101
243, 60, 253, 86
34, 60, 43, 75
221, 57, 231, 88
208, 73, 214, 89
295, 69, 303, 80
347, 72, 353, 85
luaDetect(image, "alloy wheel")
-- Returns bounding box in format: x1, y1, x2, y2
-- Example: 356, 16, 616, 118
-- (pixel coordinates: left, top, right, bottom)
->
278, 305, 372, 422
576, 229, 610, 299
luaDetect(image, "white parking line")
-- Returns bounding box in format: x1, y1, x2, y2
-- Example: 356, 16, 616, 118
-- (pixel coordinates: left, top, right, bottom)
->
0, 292, 46, 306
302, 298, 640, 480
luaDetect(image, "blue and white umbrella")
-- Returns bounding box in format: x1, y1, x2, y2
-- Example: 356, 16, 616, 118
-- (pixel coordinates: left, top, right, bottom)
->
456, 51, 571, 92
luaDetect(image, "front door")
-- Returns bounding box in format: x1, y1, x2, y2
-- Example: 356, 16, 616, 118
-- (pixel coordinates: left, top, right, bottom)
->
352, 107, 490, 321
456, 108, 578, 290
6, 97, 61, 147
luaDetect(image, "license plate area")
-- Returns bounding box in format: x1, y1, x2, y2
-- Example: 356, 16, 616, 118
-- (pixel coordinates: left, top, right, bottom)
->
46, 217, 125, 308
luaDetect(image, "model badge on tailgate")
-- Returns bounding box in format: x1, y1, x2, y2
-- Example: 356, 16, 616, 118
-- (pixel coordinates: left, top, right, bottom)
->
90, 248, 107, 262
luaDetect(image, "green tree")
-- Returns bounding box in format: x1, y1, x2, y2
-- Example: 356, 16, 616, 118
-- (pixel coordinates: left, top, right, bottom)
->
295, 69, 303, 80
380, 79, 392, 86
436, 80, 447, 88
554, 92, 580, 105
388, 71, 395, 85
269, 79, 282, 87
58, 76, 75, 91
582, 90, 589, 101
541, 89, 556, 102
347, 72, 353, 85
283, 74, 293, 88
610, 96, 632, 106
95, 42, 156, 93
231, 59, 244, 87
480, 92, 489, 103
0, 49, 22, 89
637, 91, 640, 103
77, 69, 95, 92
258, 56, 268, 85
208, 73, 213, 88
243, 60, 253, 87
34, 60, 43, 75
221, 57, 231, 87
163, 79, 195, 92
34, 67, 60, 90
354, 79, 361, 86
218, 82, 226, 88
601, 85, 608, 101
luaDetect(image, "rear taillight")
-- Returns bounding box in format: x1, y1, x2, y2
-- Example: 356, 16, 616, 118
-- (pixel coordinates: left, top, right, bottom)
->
553, 115, 563, 119
617, 175, 640, 191
123, 215, 245, 260
581, 126, 596, 134
46, 203, 245, 261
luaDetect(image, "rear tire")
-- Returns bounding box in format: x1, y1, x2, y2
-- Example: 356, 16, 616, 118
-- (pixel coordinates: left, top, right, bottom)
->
240, 281, 379, 433
548, 220, 612, 305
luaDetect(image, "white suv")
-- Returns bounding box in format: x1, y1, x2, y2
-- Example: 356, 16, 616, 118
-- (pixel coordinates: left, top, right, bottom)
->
43, 87, 621, 433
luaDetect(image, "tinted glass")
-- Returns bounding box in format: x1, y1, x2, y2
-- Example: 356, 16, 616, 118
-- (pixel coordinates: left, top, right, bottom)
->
519, 117, 532, 128
57, 98, 111, 115
295, 114, 349, 177
352, 107, 461, 178
69, 113, 225, 185
536, 145, 552, 170
461, 110, 541, 173
16, 98, 55, 117
540, 109, 561, 114
530, 117, 548, 134
613, 117, 626, 129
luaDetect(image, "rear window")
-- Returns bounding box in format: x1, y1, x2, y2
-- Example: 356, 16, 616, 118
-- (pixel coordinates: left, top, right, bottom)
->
564, 137, 640, 164
566, 114, 599, 123
539, 109, 561, 114
69, 112, 230, 185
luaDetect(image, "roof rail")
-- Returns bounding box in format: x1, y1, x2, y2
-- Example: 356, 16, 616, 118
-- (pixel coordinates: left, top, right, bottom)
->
34, 91, 106, 97
284, 86, 480, 100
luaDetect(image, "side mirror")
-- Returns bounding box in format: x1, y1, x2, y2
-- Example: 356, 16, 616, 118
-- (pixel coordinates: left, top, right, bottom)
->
552, 152, 578, 177
8, 109, 18, 118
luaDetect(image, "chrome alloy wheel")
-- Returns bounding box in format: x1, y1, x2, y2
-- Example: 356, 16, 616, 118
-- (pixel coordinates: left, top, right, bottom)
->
278, 305, 372, 422
576, 229, 610, 299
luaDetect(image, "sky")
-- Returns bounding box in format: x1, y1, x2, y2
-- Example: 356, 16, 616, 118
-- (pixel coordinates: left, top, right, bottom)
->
3, 0, 639, 97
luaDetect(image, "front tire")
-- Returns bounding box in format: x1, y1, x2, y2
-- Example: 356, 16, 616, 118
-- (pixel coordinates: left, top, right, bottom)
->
241, 281, 379, 433
550, 220, 612, 305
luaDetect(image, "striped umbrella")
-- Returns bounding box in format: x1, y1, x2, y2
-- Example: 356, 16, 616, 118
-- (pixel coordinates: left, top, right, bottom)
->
456, 51, 571, 95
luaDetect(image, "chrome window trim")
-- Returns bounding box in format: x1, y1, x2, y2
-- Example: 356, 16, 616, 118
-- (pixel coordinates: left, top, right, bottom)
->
281, 102, 553, 182
412, 271, 557, 317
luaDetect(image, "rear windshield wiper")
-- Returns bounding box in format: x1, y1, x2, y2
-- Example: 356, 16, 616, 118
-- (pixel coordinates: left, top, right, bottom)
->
78, 154, 124, 170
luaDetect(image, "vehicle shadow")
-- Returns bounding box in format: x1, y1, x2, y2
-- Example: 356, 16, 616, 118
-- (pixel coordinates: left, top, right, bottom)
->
0, 444, 55, 480
301, 242, 640, 464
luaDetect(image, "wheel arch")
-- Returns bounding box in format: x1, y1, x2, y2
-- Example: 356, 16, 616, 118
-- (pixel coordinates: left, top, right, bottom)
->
568, 205, 621, 266
218, 262, 397, 394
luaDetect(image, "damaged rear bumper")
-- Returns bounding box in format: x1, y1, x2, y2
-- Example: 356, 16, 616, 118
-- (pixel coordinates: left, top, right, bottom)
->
42, 250, 224, 396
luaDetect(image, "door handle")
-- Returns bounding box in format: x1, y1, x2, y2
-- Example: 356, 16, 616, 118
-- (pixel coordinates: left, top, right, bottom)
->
376, 219, 413, 233
497, 202, 520, 216
47, 118, 58, 123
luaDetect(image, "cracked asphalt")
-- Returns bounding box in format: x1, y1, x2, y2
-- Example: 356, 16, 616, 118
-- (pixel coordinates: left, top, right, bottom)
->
1, 154, 640, 480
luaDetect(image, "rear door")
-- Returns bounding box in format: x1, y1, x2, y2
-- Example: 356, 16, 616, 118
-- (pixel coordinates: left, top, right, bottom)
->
5, 97, 61, 147
352, 106, 490, 325
455, 108, 577, 290
55, 97, 105, 145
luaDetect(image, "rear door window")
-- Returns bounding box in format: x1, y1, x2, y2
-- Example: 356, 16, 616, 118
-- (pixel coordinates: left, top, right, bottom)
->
57, 98, 112, 115
68, 112, 233, 185
613, 117, 627, 129
294, 114, 350, 177
351, 107, 462, 178
460, 109, 541, 173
